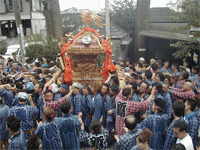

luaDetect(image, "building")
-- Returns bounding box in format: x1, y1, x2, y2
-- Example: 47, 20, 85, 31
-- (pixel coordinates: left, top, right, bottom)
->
0, 0, 46, 38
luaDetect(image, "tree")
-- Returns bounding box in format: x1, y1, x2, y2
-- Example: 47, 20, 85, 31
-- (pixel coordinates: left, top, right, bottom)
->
170, 0, 200, 59
110, 0, 136, 32
61, 7, 82, 35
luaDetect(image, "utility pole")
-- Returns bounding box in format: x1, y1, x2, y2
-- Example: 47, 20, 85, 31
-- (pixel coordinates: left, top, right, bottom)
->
13, 0, 25, 64
105, 0, 110, 39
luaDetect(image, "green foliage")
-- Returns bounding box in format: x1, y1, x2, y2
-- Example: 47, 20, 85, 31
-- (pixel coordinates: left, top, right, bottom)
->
170, 0, 200, 59
110, 0, 136, 32
25, 40, 61, 62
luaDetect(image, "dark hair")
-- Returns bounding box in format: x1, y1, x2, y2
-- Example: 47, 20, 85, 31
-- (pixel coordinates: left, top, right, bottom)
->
137, 128, 153, 144
145, 70, 152, 80
151, 63, 158, 71
194, 94, 200, 108
141, 81, 149, 89
82, 85, 91, 93
124, 115, 137, 130
35, 62, 41, 67
164, 75, 171, 82
110, 76, 119, 85
60, 101, 71, 114
173, 121, 187, 132
156, 59, 163, 66
156, 72, 165, 82
137, 62, 143, 68
171, 75, 179, 82
16, 83, 23, 90
110, 84, 119, 93
170, 143, 186, 150
152, 82, 163, 93
181, 70, 189, 80
43, 69, 51, 75
33, 74, 40, 80
36, 82, 44, 90
192, 65, 198, 71
43, 107, 55, 122
25, 58, 32, 64
102, 84, 109, 91
6, 115, 20, 132
172, 63, 179, 70
129, 82, 137, 92
129, 65, 136, 72
131, 73, 138, 80
122, 87, 131, 99
26, 135, 40, 150
89, 119, 102, 134
186, 98, 197, 111
172, 101, 185, 117
154, 98, 166, 111
44, 89, 53, 96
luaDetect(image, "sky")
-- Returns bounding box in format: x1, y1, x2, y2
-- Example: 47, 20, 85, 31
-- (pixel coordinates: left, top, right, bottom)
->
59, 0, 177, 11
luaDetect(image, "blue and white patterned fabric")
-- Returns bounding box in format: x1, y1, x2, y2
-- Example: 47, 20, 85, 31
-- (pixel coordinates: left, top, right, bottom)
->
184, 112, 199, 147
82, 94, 94, 127
8, 130, 26, 150
163, 117, 184, 150
160, 67, 172, 74
35, 119, 62, 150
68, 92, 83, 115
189, 73, 197, 82
172, 71, 181, 76
80, 128, 109, 150
10, 104, 39, 140
0, 88, 17, 107
114, 129, 142, 150
0, 104, 10, 141
130, 93, 139, 102
162, 91, 172, 118
137, 112, 168, 150
54, 92, 63, 117
145, 79, 153, 86
37, 94, 43, 120
131, 146, 152, 150
58, 113, 80, 150
102, 94, 113, 132
92, 93, 103, 120
195, 108, 200, 125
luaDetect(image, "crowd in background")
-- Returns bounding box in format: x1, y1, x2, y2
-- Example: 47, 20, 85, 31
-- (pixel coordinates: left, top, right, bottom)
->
0, 55, 200, 150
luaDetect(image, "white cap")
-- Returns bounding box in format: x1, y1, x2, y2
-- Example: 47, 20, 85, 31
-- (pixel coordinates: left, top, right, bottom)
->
72, 83, 83, 89
139, 57, 145, 62
17, 92, 28, 100
48, 83, 59, 94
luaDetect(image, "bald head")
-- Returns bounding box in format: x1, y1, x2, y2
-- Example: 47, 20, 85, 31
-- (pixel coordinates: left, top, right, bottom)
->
124, 115, 137, 130
183, 81, 193, 91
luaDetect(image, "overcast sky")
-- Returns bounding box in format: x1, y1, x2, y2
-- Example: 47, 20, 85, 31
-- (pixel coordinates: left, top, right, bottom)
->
59, 0, 177, 11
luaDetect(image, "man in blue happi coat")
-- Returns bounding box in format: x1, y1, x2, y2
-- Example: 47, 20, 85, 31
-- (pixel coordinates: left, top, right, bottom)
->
163, 100, 185, 150
59, 101, 80, 150
114, 115, 142, 150
6, 115, 26, 150
137, 98, 168, 150
10, 92, 39, 140
184, 98, 199, 147
68, 82, 83, 115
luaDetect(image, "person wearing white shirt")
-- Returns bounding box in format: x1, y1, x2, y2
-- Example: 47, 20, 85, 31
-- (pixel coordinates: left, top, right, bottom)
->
173, 121, 194, 150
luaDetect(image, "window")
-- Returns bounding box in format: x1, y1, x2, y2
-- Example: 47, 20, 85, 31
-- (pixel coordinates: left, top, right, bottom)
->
6, 0, 22, 12
0, 0, 6, 13
34, 0, 43, 11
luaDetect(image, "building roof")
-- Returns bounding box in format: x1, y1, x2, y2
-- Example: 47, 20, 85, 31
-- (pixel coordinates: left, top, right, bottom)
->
149, 7, 187, 23
73, 22, 128, 39
140, 30, 190, 41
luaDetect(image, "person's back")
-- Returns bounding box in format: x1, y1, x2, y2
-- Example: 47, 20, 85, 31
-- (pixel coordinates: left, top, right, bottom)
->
35, 107, 62, 150
59, 101, 80, 149
138, 98, 168, 149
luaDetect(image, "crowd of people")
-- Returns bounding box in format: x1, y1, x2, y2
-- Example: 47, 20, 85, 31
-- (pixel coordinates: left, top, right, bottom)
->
0, 55, 200, 150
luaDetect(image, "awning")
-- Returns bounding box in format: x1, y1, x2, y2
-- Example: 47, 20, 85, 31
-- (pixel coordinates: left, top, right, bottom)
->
140, 30, 190, 41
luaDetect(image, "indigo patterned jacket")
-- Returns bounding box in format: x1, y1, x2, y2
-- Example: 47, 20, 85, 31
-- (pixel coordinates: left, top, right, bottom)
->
162, 91, 172, 118
68, 92, 83, 115
35, 118, 62, 150
58, 113, 80, 150
82, 94, 94, 126
8, 130, 26, 150
0, 88, 17, 107
163, 117, 184, 150
114, 129, 142, 150
138, 112, 168, 150
10, 104, 39, 140
92, 93, 103, 120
